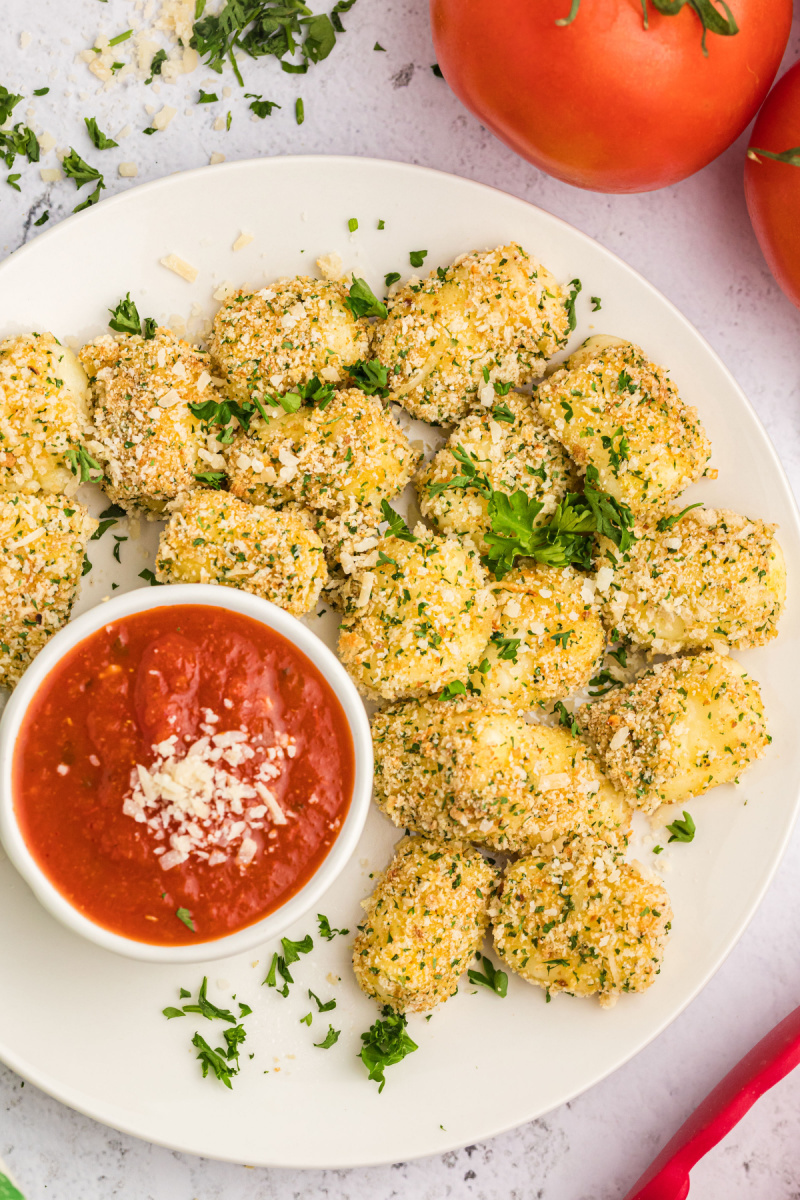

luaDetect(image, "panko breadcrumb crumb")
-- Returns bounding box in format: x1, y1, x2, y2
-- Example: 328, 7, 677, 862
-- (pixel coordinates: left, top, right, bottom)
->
536, 336, 711, 514
583, 651, 769, 813
155, 491, 327, 616
471, 564, 605, 709
352, 835, 497, 1013
416, 392, 578, 552
596, 506, 785, 654
372, 698, 631, 853
226, 388, 420, 517
0, 333, 91, 496
372, 244, 570, 425
210, 278, 371, 404
0, 492, 96, 689
80, 327, 213, 518
337, 526, 495, 701
493, 835, 672, 1006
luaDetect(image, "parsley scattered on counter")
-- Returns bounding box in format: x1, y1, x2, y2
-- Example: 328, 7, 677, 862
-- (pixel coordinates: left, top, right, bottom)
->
33, 210, 49, 225
108, 29, 133, 46
359, 1006, 418, 1092
373, 41, 385, 51
666, 811, 696, 844
246, 93, 281, 117
84, 117, 118, 149
6, 174, 20, 192
467, 951, 508, 997
295, 97, 304, 124
198, 89, 219, 103
145, 49, 168, 83
62, 148, 105, 212
317, 913, 349, 941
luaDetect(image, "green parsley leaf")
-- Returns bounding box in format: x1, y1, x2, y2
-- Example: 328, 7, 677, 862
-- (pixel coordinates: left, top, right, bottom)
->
317, 913, 349, 941
409, 249, 427, 268
90, 517, 118, 541
438, 680, 467, 700
583, 465, 635, 551
33, 210, 49, 226
181, 977, 237, 1023
62, 147, 103, 189
344, 274, 387, 320
492, 402, 516, 424
162, 1007, 185, 1019
146, 49, 168, 83
295, 97, 305, 124
348, 216, 358, 232
359, 1006, 417, 1092
308, 988, 337, 1012
281, 933, 313, 964
108, 29, 133, 45
192, 1032, 238, 1088
300, 1012, 313, 1025
490, 632, 520, 663
656, 502, 704, 533
348, 359, 389, 396
377, 219, 385, 229
380, 499, 416, 542
198, 89, 219, 103
81, 553, 92, 576
6, 174, 20, 192
245, 93, 280, 118
565, 277, 582, 332
0, 86, 23, 125
313, 1024, 341, 1048
591, 295, 602, 311
553, 700, 580, 736
176, 907, 195, 931
588, 669, 622, 697
65, 445, 103, 483
108, 292, 143, 336
374, 41, 385, 50
194, 470, 227, 488
223, 1023, 247, 1066
666, 811, 696, 843
467, 952, 508, 997
138, 568, 163, 586
34, 86, 50, 96
84, 117, 118, 149
384, 270, 400, 288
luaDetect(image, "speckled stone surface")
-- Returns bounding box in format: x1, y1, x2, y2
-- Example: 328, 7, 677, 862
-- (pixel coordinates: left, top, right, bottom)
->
1, 3, 800, 1197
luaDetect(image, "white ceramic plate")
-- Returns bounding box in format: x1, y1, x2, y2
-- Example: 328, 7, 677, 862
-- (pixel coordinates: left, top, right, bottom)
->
0, 157, 797, 1168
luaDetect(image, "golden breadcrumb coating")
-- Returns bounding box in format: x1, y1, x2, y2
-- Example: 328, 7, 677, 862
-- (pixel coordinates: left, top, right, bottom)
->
0, 332, 91, 496
372, 244, 571, 425
583, 651, 769, 813
416, 392, 578, 553
372, 699, 631, 853
337, 527, 495, 701
536, 336, 711, 514
0, 492, 97, 689
155, 491, 326, 616
210, 278, 371, 404
80, 328, 212, 518
596, 506, 785, 654
225, 389, 420, 517
471, 564, 605, 709
494, 836, 672, 1007
352, 835, 498, 1013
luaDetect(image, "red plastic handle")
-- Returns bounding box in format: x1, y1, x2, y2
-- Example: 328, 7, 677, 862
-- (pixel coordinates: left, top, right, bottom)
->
622, 1003, 800, 1200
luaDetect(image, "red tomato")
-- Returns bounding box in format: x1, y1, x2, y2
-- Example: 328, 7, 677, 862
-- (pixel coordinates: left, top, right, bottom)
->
430, 0, 791, 193
745, 61, 800, 308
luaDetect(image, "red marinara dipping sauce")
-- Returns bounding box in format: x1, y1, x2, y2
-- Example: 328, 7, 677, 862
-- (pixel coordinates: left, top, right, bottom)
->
13, 605, 354, 945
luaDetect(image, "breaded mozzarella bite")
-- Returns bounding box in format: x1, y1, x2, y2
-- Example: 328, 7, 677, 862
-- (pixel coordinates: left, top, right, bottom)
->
416, 392, 577, 553
584, 651, 769, 813
0, 492, 97, 689
494, 836, 672, 1007
226, 388, 420, 517
0, 332, 91, 496
352, 835, 497, 1013
80, 328, 212, 517
372, 244, 571, 425
372, 699, 631, 853
337, 527, 495, 701
210, 278, 371, 404
155, 491, 326, 616
471, 564, 605, 709
536, 336, 711, 514
596, 506, 785, 654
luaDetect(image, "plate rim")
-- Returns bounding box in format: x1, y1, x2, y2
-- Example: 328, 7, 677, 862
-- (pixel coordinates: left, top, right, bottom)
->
1, 152, 799, 1168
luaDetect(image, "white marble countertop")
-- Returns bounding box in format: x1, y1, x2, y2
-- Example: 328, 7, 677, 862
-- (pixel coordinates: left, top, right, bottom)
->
1, 2, 799, 1197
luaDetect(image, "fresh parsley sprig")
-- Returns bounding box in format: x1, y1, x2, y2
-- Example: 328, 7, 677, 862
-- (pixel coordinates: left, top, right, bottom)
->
85, 117, 118, 150
108, 293, 157, 339
62, 148, 105, 213
359, 1006, 418, 1093
348, 359, 389, 396
344, 274, 387, 320
379, 499, 416, 542
317, 913, 349, 941
65, 445, 103, 484
467, 951, 508, 997
666, 811, 696, 843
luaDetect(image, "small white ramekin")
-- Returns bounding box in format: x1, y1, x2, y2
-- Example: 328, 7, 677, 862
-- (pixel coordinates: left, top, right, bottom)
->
0, 583, 372, 964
